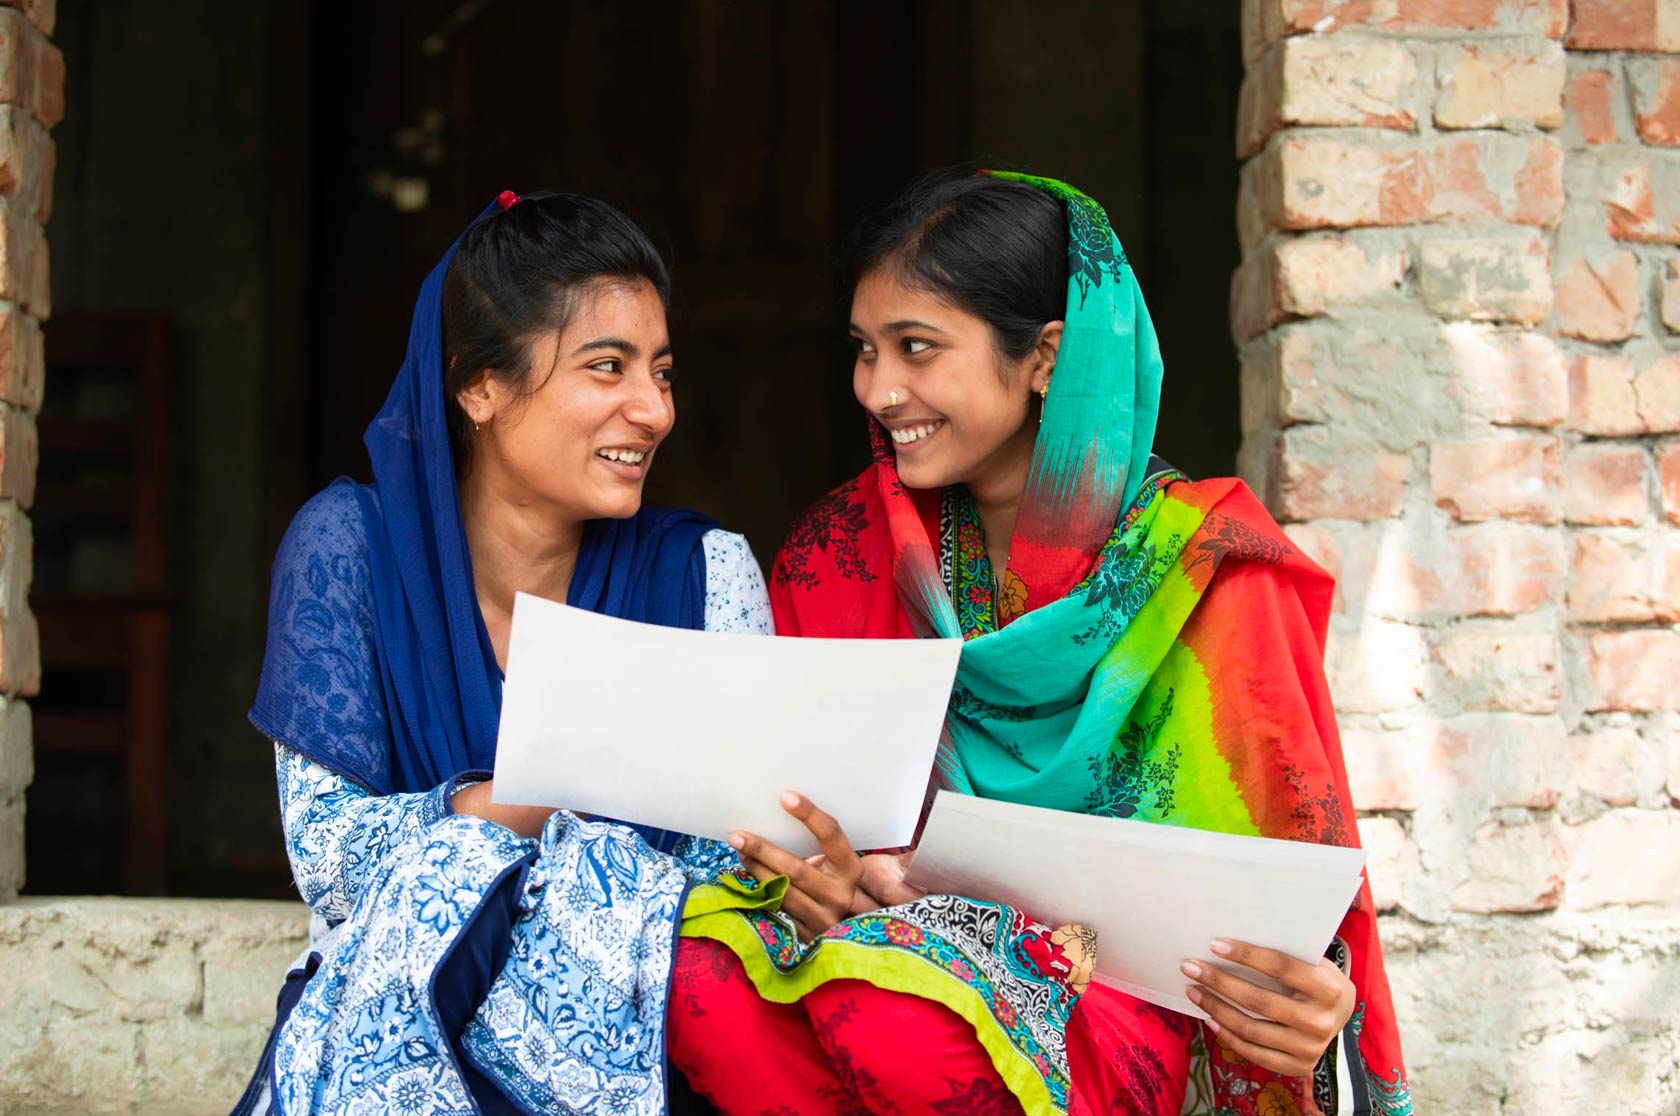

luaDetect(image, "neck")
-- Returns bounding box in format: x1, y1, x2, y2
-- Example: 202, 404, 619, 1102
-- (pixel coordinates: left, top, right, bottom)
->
458, 459, 584, 614
965, 423, 1036, 572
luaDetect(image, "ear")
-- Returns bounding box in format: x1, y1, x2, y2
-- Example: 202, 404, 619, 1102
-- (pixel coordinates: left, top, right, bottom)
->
1028, 320, 1063, 393
455, 369, 502, 428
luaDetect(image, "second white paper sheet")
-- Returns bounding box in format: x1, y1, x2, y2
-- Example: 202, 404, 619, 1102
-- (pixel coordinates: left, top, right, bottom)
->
906, 791, 1367, 1019
492, 592, 963, 855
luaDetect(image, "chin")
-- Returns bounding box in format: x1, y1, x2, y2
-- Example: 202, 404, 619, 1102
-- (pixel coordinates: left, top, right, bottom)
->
588, 491, 646, 520
894, 455, 958, 493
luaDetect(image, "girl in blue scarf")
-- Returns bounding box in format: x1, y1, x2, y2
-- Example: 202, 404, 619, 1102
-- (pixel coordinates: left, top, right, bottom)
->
234, 192, 771, 1115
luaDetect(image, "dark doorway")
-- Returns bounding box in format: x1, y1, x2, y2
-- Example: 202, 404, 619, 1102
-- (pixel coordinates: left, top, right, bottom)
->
38, 0, 1240, 897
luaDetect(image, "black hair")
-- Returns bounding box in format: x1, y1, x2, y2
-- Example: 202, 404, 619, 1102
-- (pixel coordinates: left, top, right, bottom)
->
441, 191, 672, 472
843, 169, 1067, 363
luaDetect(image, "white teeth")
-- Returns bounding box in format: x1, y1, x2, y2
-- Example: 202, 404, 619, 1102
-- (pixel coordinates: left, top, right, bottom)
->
598, 449, 647, 464
890, 422, 943, 445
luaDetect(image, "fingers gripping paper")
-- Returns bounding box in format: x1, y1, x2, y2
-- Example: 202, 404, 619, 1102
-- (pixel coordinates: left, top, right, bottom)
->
492, 593, 963, 855
905, 791, 1368, 1019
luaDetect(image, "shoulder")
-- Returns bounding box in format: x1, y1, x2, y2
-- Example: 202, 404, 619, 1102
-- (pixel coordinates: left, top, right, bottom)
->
275, 481, 376, 568
701, 528, 759, 575
700, 528, 771, 635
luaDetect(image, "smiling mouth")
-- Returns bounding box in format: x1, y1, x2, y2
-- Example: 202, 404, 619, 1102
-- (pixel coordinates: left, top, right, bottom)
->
889, 420, 945, 446
596, 447, 649, 465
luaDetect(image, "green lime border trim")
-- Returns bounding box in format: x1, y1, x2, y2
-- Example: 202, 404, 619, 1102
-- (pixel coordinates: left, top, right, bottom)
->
682, 911, 1063, 1116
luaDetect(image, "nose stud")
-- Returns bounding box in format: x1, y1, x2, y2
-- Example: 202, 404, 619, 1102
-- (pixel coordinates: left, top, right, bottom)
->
888, 391, 899, 407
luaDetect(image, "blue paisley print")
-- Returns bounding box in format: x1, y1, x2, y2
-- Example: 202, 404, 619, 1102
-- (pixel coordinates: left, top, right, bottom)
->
245, 501, 771, 1116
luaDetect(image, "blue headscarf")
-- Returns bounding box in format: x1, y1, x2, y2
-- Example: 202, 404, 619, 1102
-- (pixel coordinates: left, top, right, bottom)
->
251, 199, 713, 815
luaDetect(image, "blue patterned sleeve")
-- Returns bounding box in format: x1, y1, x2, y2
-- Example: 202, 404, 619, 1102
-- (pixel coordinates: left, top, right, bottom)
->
701, 529, 772, 636
275, 742, 482, 922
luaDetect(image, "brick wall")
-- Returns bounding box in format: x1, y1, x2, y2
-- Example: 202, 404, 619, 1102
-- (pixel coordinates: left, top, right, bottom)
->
0, 0, 53, 902
1237, 1, 1680, 1111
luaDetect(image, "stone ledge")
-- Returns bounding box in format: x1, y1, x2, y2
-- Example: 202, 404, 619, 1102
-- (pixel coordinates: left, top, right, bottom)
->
0, 897, 309, 1115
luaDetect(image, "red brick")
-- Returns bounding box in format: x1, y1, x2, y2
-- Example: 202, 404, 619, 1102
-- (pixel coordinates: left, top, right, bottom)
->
1435, 620, 1560, 713
0, 105, 50, 223
1630, 58, 1680, 146
0, 200, 44, 317
1269, 425, 1410, 521
1435, 42, 1565, 131
1363, 521, 1565, 619
1635, 353, 1680, 432
1238, 36, 1419, 158
1663, 257, 1680, 334
1345, 714, 1567, 812
1262, 0, 1567, 38
1432, 434, 1561, 523
0, 403, 30, 507
1231, 236, 1407, 340
1452, 522, 1566, 615
1357, 816, 1416, 913
1569, 531, 1664, 621
1562, 810, 1680, 910
1554, 247, 1641, 343
1419, 234, 1552, 325
1568, 352, 1642, 436
1565, 67, 1622, 146
1584, 629, 1680, 711
1567, 0, 1680, 52
1440, 324, 1567, 428
1660, 443, 1680, 525
0, 502, 35, 696
1601, 151, 1680, 244
1452, 819, 1565, 914
0, 8, 59, 129
0, 2, 55, 36
1322, 618, 1433, 714
0, 306, 39, 412
1257, 134, 1562, 234
1566, 726, 1670, 807
1565, 444, 1650, 526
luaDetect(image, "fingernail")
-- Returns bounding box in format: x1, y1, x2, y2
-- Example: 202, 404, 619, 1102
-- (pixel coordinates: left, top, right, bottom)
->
780, 790, 800, 809
727, 832, 744, 850
1210, 939, 1233, 956
1186, 986, 1202, 1004
1205, 1018, 1221, 1034
1180, 960, 1203, 979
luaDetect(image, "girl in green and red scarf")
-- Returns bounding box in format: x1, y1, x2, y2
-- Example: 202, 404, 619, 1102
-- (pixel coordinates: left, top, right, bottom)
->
664, 171, 1412, 1116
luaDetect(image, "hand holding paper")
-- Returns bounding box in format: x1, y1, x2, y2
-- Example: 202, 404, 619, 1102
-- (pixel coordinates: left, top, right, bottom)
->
491, 593, 962, 855
905, 791, 1366, 1020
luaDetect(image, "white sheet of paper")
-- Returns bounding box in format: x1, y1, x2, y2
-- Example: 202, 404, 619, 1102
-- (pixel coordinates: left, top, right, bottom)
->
491, 592, 963, 855
905, 791, 1367, 1019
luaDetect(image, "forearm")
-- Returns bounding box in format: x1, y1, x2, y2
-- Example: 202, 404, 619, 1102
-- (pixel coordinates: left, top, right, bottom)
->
449, 780, 555, 839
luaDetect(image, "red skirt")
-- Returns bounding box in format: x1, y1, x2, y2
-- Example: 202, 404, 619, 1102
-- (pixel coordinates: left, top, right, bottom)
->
667, 936, 1194, 1116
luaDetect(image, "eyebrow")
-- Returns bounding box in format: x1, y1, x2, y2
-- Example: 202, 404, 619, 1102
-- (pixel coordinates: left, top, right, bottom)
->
848, 319, 949, 336
570, 337, 674, 360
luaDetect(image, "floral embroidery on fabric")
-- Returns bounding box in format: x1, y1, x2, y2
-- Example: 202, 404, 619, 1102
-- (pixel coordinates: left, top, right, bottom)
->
1086, 690, 1182, 819
777, 480, 878, 590
1282, 763, 1352, 847
723, 895, 1084, 1113
944, 487, 1000, 640
1183, 513, 1293, 576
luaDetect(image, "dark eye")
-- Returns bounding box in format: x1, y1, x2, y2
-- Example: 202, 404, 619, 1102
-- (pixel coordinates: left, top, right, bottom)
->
588, 358, 622, 374
654, 365, 675, 383
853, 337, 876, 357
904, 339, 933, 356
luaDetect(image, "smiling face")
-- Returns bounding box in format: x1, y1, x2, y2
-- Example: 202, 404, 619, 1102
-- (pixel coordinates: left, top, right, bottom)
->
850, 267, 1060, 497
456, 279, 675, 522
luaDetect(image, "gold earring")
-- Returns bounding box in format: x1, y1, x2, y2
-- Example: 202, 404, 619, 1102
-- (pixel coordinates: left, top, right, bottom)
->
473, 420, 481, 433
1037, 382, 1049, 424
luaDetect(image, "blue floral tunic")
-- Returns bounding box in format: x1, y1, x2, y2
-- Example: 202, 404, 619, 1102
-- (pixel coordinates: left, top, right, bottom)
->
240, 530, 769, 1116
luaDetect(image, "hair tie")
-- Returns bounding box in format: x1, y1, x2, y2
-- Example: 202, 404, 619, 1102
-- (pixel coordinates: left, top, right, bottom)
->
496, 190, 520, 210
